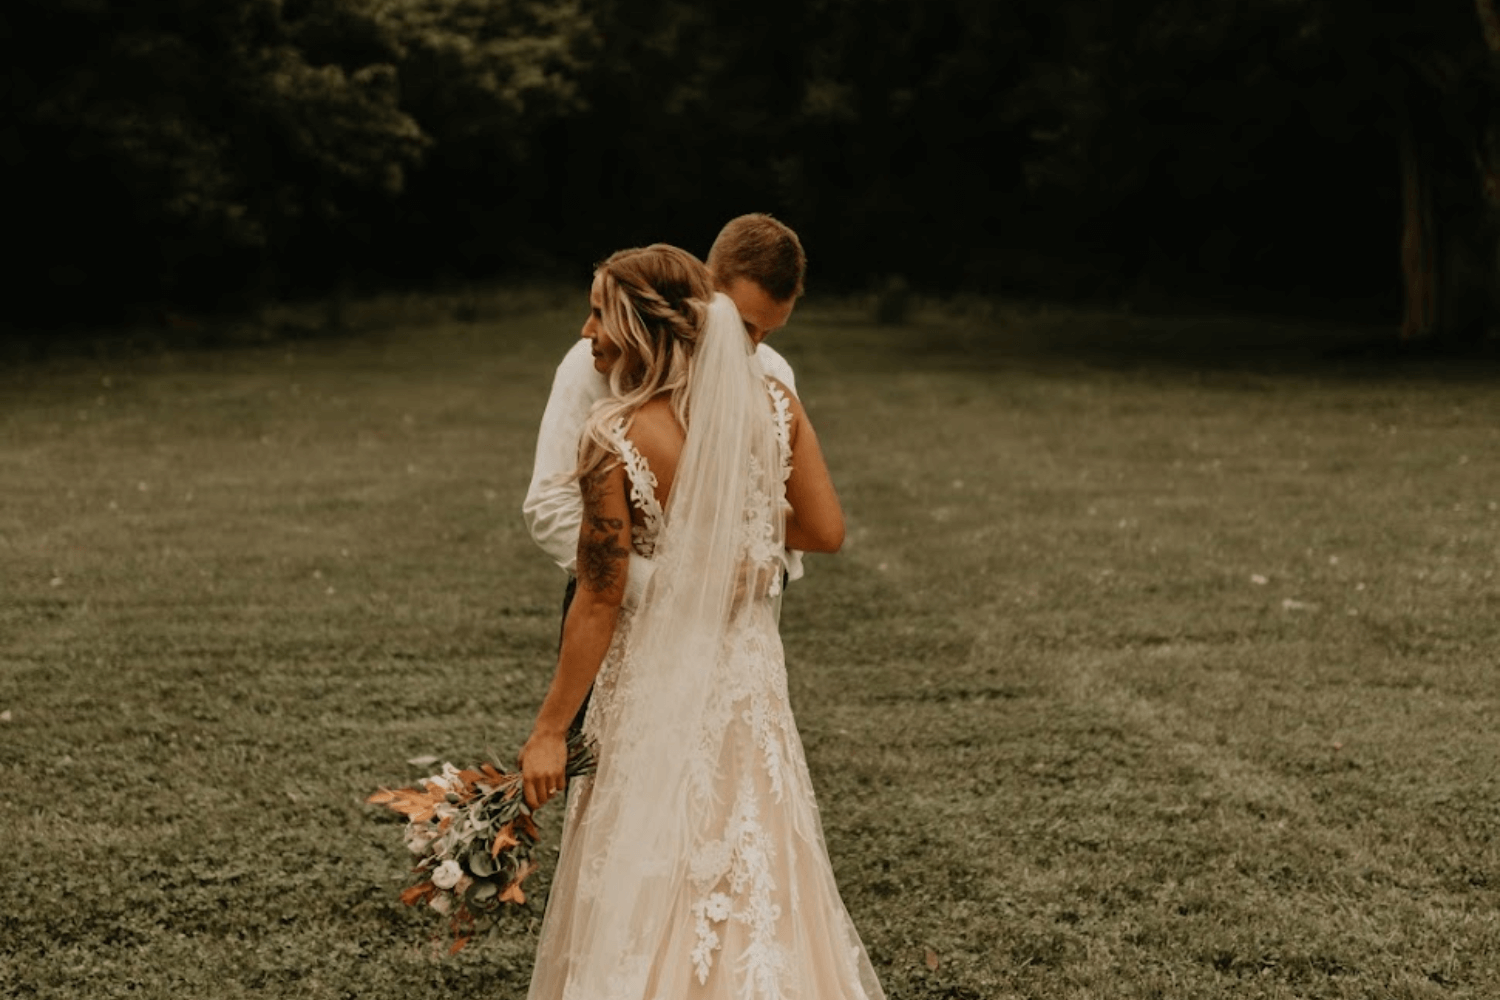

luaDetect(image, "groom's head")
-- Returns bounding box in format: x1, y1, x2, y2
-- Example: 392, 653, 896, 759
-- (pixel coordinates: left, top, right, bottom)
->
707, 214, 805, 346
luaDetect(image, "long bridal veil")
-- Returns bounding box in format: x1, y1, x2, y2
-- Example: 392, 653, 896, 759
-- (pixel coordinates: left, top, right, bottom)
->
535, 292, 786, 998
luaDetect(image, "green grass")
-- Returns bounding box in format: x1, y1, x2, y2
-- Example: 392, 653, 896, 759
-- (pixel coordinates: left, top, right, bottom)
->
2, 297, 1498, 999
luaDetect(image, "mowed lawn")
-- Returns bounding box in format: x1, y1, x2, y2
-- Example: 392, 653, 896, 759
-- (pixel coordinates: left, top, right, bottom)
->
2, 298, 1497, 1000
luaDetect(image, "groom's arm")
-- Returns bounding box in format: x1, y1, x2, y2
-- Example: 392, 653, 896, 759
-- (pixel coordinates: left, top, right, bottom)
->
524, 340, 656, 608
524, 341, 598, 572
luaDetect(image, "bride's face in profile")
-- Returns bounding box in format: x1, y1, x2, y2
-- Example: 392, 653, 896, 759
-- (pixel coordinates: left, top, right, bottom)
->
582, 272, 624, 375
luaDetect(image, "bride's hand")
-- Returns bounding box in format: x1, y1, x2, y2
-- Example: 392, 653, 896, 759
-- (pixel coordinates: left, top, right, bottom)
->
518, 729, 568, 810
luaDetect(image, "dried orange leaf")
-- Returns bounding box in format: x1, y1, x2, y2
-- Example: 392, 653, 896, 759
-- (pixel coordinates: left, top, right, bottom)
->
400, 881, 436, 907
491, 822, 520, 858
370, 785, 449, 823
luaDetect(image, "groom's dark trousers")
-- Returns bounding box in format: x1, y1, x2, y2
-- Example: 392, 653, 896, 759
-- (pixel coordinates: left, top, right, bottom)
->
559, 578, 590, 735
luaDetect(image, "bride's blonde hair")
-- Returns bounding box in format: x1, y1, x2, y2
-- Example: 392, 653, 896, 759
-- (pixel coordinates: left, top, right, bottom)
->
579, 244, 716, 477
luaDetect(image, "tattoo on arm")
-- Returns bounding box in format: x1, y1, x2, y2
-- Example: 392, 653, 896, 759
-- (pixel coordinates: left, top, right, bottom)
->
578, 467, 628, 593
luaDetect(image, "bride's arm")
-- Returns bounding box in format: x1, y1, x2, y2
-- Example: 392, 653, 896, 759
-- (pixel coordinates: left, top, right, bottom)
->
779, 387, 845, 554
518, 459, 630, 808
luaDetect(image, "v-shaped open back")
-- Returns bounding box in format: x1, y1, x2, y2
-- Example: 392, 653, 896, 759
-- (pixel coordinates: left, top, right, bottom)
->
604, 379, 794, 563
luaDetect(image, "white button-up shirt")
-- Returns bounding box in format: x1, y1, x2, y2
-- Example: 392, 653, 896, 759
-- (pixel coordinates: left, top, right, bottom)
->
523, 338, 804, 608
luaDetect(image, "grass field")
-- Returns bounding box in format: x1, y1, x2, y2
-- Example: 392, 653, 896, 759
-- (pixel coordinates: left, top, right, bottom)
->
2, 296, 1498, 999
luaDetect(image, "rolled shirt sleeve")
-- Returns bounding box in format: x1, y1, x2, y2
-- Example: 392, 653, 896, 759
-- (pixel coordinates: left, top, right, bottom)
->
523, 340, 600, 574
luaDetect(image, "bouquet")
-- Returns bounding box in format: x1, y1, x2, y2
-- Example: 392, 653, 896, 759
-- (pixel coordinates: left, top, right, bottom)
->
367, 732, 596, 952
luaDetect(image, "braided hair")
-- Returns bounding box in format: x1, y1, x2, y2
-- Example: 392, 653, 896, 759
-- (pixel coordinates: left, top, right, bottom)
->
578, 244, 716, 478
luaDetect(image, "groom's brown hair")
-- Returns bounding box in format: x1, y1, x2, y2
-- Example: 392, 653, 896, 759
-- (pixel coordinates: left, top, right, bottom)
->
706, 213, 806, 302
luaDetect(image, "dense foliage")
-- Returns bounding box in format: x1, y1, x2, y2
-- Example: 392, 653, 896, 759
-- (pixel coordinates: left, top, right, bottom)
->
4, 0, 1497, 329
4, 0, 589, 316
1011, 0, 1500, 337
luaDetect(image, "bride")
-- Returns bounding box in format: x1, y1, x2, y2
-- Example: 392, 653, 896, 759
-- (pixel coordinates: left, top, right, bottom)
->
517, 244, 886, 1000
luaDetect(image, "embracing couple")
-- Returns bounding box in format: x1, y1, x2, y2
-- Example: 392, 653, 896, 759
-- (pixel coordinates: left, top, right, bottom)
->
517, 215, 886, 1000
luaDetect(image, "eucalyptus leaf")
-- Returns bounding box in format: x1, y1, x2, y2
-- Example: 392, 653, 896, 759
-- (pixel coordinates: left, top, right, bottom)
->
468, 846, 497, 877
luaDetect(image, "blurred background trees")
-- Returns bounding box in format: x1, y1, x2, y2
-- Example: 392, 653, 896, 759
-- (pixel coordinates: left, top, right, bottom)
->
3, 0, 588, 317
3, 0, 1496, 340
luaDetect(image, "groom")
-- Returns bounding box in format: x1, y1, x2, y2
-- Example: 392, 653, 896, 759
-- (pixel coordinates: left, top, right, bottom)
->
523, 213, 809, 640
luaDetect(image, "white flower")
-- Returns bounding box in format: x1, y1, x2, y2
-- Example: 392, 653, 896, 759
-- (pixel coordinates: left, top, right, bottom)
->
425, 763, 462, 794
431, 859, 464, 889
404, 826, 437, 855
703, 892, 732, 923
690, 840, 731, 884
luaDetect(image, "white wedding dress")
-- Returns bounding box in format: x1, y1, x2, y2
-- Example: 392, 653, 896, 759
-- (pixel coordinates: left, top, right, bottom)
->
526, 378, 886, 1000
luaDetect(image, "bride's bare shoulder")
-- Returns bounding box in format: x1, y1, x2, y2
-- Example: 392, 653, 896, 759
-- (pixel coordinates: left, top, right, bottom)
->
624, 397, 685, 462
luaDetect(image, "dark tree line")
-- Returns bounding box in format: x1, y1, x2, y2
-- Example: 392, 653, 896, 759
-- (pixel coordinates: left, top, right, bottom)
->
2, 0, 588, 318
4, 0, 1497, 340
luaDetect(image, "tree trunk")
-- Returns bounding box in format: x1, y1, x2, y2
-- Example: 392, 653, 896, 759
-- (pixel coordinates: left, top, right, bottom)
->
1395, 1, 1500, 343
1476, 0, 1500, 340
1478, 0, 1500, 55
1400, 102, 1438, 340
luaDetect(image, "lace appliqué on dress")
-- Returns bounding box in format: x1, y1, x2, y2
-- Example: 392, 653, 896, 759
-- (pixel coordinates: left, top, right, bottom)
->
572, 421, 662, 905
605, 418, 664, 559
530, 382, 884, 1000
740, 453, 781, 596
767, 380, 792, 472
689, 770, 791, 996
736, 380, 795, 600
